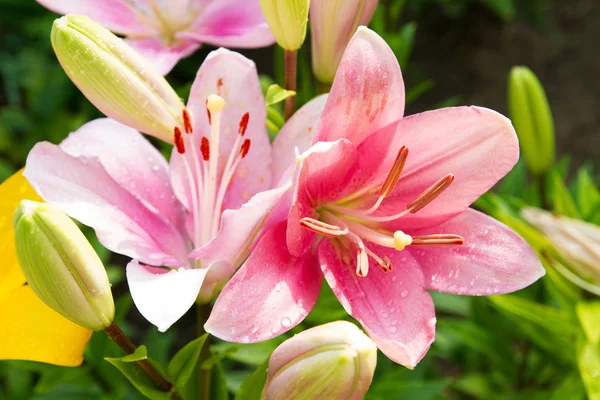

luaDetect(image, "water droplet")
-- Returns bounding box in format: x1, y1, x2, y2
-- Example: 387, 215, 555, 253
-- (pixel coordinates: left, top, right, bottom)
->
391, 276, 397, 282
275, 282, 281, 292
152, 165, 160, 172
389, 326, 397, 333
431, 274, 438, 282
400, 290, 408, 298
281, 317, 292, 328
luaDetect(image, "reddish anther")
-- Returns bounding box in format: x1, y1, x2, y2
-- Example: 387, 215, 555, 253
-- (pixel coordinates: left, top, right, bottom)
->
238, 112, 250, 136
174, 127, 185, 154
379, 146, 408, 197
407, 174, 454, 213
206, 100, 212, 125
201, 136, 210, 161
217, 78, 224, 96
411, 234, 464, 246
240, 139, 251, 158
182, 109, 193, 133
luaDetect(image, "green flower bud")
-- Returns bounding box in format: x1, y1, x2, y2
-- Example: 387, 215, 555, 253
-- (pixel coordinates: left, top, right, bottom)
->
51, 14, 185, 144
262, 321, 377, 400
508, 66, 555, 176
14, 200, 114, 331
260, 0, 310, 51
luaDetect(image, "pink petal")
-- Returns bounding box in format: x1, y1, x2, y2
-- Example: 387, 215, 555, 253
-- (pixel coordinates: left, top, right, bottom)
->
287, 140, 359, 257
180, 0, 274, 48
354, 106, 519, 229
59, 118, 186, 233
127, 260, 207, 332
125, 38, 200, 75
319, 240, 436, 368
408, 208, 545, 295
204, 223, 322, 343
36, 0, 154, 36
24, 142, 190, 267
272, 95, 328, 185
189, 183, 291, 268
171, 48, 271, 215
313, 27, 405, 145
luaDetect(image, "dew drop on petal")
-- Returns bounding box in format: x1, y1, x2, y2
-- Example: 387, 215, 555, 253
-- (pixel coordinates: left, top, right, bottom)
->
400, 290, 408, 298
281, 317, 292, 328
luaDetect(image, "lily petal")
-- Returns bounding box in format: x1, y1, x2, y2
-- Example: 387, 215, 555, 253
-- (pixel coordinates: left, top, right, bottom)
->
181, 0, 274, 48
354, 106, 519, 229
272, 95, 328, 185
205, 223, 322, 342
0, 285, 92, 366
287, 139, 359, 257
25, 143, 190, 267
126, 260, 207, 332
189, 183, 291, 268
172, 48, 271, 214
319, 240, 436, 368
408, 208, 545, 295
36, 0, 153, 36
60, 118, 186, 232
314, 26, 405, 145
125, 37, 200, 76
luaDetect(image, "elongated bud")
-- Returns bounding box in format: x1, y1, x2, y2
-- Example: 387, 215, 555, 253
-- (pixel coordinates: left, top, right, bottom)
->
262, 321, 377, 400
51, 14, 185, 143
310, 0, 379, 83
508, 66, 555, 176
14, 200, 115, 331
260, 0, 310, 51
522, 207, 600, 286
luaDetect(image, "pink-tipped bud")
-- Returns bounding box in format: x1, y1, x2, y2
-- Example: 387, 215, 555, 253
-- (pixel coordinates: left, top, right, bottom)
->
262, 321, 377, 400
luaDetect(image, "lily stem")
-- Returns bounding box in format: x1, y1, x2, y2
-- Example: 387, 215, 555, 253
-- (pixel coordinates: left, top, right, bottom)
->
104, 322, 175, 395
197, 303, 212, 400
284, 49, 298, 120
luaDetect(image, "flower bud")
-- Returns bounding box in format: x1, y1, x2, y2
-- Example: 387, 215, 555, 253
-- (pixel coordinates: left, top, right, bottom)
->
14, 200, 114, 331
522, 207, 600, 285
310, 0, 379, 83
51, 14, 185, 143
262, 321, 377, 400
260, 0, 310, 51
508, 66, 555, 176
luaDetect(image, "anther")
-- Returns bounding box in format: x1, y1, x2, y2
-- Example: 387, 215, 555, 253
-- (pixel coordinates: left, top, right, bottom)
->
299, 217, 348, 237
182, 109, 193, 133
407, 174, 454, 213
366, 247, 392, 272
205, 100, 211, 125
217, 78, 224, 96
174, 127, 185, 154
411, 234, 464, 246
238, 112, 250, 136
356, 248, 369, 278
200, 136, 210, 161
240, 139, 251, 159
379, 146, 408, 197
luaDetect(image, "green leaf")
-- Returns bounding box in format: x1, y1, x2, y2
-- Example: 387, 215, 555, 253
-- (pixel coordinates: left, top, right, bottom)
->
235, 359, 269, 400
388, 22, 416, 69
577, 302, 600, 344
430, 292, 469, 316
105, 346, 170, 400
548, 169, 581, 218
490, 295, 577, 335
573, 167, 600, 220
265, 84, 296, 107
577, 337, 600, 400
212, 340, 282, 367
167, 334, 208, 390
405, 79, 434, 105
550, 373, 586, 400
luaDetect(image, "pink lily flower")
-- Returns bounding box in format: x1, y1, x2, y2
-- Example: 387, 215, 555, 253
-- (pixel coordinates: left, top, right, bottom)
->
24, 48, 324, 332
36, 0, 275, 75
205, 27, 545, 368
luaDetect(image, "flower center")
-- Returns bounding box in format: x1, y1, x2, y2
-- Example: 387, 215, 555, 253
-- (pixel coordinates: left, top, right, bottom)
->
173, 94, 252, 259
300, 146, 464, 277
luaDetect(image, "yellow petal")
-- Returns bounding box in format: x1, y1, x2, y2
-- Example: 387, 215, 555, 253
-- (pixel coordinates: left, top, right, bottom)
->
0, 285, 92, 366
0, 171, 92, 365
0, 170, 41, 297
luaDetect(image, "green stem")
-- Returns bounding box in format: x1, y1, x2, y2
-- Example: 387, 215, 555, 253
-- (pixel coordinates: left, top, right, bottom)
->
537, 173, 550, 210
284, 49, 297, 120
197, 303, 212, 400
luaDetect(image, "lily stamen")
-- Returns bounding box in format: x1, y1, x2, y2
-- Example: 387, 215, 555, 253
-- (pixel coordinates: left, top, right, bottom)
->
182, 109, 193, 133
407, 174, 454, 213
300, 217, 348, 237
411, 234, 464, 246
363, 146, 409, 215
365, 246, 392, 272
